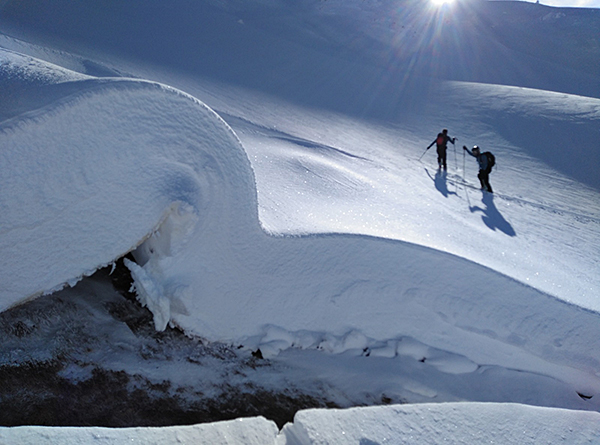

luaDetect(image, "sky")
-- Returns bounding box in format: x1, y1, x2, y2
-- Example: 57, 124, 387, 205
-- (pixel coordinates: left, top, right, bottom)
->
533, 0, 600, 6
490, 0, 600, 7
435, 0, 600, 7
0, 0, 599, 442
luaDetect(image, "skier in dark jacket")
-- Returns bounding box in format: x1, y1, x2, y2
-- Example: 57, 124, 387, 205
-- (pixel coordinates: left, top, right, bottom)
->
464, 145, 493, 193
427, 128, 455, 171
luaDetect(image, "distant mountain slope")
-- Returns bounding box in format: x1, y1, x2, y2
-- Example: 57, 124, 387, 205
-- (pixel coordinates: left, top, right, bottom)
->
0, 0, 598, 102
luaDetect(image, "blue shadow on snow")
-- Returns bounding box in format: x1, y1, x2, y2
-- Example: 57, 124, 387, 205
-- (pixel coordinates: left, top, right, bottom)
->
470, 192, 516, 237
424, 168, 457, 198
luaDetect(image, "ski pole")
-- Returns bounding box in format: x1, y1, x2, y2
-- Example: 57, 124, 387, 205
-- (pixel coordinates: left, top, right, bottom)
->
453, 139, 458, 171
462, 147, 466, 181
462, 148, 471, 206
418, 147, 429, 161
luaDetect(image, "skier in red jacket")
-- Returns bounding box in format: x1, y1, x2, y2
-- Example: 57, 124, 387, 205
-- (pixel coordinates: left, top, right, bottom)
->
427, 128, 456, 171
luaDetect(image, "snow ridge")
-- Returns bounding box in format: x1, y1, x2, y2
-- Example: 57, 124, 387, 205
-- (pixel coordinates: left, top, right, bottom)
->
0, 50, 259, 312
2, 50, 600, 406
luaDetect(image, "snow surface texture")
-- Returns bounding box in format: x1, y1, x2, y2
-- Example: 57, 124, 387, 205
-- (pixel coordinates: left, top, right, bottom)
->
1, 0, 600, 442
0, 50, 258, 311
2, 47, 600, 404
1, 403, 599, 444
0, 417, 278, 445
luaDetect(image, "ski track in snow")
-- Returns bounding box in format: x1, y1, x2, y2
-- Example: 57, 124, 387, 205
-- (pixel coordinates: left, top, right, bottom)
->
443, 173, 600, 224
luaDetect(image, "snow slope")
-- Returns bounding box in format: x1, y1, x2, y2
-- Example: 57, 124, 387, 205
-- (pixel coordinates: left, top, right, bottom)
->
2, 47, 599, 403
1, 0, 600, 441
4, 0, 596, 307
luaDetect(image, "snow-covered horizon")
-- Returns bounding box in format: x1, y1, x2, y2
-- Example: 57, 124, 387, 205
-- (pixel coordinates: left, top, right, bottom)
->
1, 0, 599, 442
521, 0, 600, 7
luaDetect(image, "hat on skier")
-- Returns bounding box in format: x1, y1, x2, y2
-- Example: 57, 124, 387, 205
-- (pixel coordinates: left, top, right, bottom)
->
472, 145, 480, 152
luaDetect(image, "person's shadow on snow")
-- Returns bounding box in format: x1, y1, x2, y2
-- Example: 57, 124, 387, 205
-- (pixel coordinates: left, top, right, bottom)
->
470, 192, 516, 237
425, 168, 457, 198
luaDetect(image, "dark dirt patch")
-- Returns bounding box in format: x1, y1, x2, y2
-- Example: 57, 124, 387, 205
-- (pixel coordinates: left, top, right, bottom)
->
0, 360, 333, 428
0, 260, 338, 429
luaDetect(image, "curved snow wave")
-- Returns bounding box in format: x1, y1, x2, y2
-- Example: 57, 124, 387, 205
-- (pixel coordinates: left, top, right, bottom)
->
0, 54, 260, 310
2, 51, 600, 403
152, 226, 600, 398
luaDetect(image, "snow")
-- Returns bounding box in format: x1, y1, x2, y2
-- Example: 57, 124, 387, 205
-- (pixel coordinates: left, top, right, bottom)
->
0, 404, 598, 444
280, 403, 600, 444
1, 0, 599, 442
0, 417, 279, 445
0, 55, 256, 311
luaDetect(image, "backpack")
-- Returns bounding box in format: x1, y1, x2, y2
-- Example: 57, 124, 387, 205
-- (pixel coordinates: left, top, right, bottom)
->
436, 134, 445, 145
483, 152, 495, 171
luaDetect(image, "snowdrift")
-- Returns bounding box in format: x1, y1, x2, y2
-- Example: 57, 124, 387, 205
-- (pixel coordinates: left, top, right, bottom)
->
0, 49, 259, 310
1, 403, 599, 444
279, 402, 600, 444
0, 416, 278, 445
1, 50, 600, 405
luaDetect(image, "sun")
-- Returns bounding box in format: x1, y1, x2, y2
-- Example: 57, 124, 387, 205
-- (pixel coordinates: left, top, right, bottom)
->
430, 0, 456, 6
